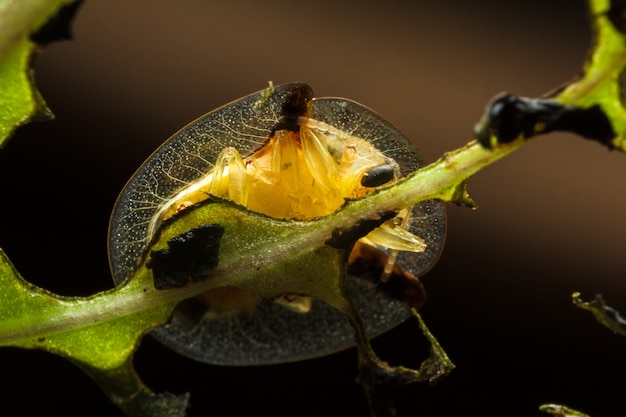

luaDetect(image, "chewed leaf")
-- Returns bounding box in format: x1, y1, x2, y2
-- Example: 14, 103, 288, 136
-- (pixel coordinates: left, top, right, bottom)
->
540, 404, 592, 417
572, 292, 626, 337
0, 249, 69, 342
0, 37, 51, 146
0, 0, 82, 146
0, 247, 182, 416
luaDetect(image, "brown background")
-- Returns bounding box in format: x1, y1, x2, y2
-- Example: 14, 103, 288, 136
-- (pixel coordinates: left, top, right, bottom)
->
2, 1, 626, 416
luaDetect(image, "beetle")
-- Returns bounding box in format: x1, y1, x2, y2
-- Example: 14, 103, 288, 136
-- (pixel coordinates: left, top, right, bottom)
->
108, 83, 446, 364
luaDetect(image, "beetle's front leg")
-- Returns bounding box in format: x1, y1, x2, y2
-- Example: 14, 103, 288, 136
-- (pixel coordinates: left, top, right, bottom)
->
209, 146, 250, 206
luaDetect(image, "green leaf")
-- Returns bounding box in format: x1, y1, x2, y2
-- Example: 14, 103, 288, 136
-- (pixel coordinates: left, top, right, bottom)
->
0, 0, 81, 146
540, 404, 592, 417
137, 197, 354, 313
0, 37, 50, 145
0, 248, 185, 416
572, 292, 626, 337
556, 0, 626, 151
472, 0, 626, 151
356, 309, 454, 417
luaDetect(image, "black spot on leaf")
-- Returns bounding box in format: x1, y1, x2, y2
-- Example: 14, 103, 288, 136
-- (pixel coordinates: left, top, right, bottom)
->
475, 93, 615, 149
147, 224, 225, 290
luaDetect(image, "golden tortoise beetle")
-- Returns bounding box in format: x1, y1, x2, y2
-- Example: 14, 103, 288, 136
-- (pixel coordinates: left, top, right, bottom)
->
108, 83, 446, 364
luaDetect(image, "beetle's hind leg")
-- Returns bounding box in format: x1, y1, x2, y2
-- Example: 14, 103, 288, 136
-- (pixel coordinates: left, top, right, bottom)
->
358, 208, 426, 282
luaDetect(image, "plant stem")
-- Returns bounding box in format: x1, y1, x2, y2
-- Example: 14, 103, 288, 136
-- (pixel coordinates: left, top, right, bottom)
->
0, 137, 524, 347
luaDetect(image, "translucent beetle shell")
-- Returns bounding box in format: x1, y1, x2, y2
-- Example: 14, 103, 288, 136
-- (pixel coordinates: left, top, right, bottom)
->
108, 83, 446, 365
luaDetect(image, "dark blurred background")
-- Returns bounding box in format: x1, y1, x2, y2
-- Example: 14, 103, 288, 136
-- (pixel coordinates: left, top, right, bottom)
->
2, 1, 626, 416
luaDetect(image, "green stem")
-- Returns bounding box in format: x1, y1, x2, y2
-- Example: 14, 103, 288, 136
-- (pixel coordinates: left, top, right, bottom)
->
0, 136, 523, 347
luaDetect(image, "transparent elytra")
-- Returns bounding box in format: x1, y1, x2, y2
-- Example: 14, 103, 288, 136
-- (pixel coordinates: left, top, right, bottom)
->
108, 83, 446, 365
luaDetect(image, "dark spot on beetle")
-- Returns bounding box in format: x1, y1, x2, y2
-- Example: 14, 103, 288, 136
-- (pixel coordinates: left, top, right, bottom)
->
147, 224, 225, 290
30, 0, 84, 45
475, 93, 615, 149
326, 211, 396, 250
272, 83, 314, 133
38, 337, 45, 343
361, 163, 396, 187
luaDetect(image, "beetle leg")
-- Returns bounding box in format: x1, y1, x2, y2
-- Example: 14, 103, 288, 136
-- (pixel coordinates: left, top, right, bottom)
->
209, 146, 249, 206
361, 223, 425, 253
359, 208, 426, 282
